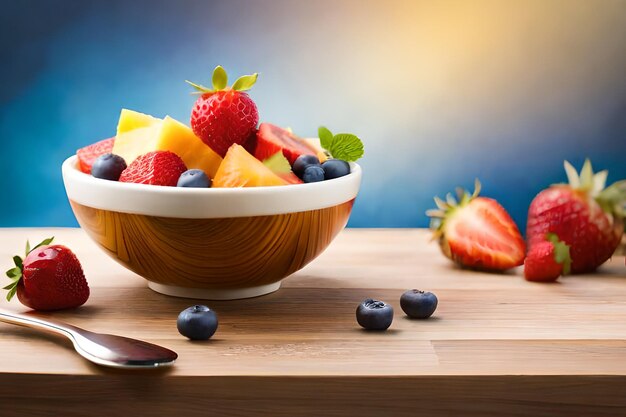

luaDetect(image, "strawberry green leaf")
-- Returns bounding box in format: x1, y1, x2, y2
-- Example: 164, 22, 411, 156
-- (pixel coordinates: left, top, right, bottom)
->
318, 126, 333, 151
547, 233, 571, 275
232, 73, 258, 91
5, 267, 21, 279
13, 256, 22, 270
326, 133, 364, 162
185, 80, 214, 95
598, 180, 626, 214
433, 196, 448, 210
5, 284, 17, 302
263, 152, 292, 174
425, 209, 445, 218
31, 237, 54, 253
212, 65, 228, 91
579, 159, 594, 190
471, 179, 482, 199
25, 240, 30, 256
592, 170, 608, 196
3, 281, 17, 290
563, 160, 580, 188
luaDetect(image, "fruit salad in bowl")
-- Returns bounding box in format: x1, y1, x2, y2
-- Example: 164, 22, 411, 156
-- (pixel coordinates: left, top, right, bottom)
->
62, 66, 363, 300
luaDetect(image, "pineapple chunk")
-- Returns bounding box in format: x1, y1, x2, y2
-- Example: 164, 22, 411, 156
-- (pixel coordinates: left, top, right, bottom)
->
157, 116, 222, 178
112, 123, 163, 167
116, 109, 160, 135
112, 114, 222, 178
213, 144, 288, 187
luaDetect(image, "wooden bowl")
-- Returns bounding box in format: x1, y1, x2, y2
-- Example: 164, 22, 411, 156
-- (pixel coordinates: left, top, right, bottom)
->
62, 156, 361, 299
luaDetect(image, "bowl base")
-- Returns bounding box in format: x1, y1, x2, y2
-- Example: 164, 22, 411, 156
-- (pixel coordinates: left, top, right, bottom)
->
147, 281, 282, 300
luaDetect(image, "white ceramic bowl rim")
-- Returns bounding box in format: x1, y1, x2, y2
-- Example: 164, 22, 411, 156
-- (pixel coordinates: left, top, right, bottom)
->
62, 155, 361, 218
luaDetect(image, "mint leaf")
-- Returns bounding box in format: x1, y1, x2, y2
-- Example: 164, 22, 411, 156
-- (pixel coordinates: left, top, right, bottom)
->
318, 126, 333, 150
326, 133, 364, 162
263, 152, 292, 173
232, 73, 258, 91
212, 65, 228, 90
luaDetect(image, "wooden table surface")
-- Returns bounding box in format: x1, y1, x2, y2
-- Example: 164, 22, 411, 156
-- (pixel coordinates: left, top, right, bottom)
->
0, 228, 624, 416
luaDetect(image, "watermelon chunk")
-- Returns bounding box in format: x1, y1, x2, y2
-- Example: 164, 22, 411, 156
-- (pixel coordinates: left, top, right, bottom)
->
76, 137, 115, 174
254, 123, 318, 165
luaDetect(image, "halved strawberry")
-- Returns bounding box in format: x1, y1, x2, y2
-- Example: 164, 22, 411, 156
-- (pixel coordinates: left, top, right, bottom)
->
427, 180, 526, 271
76, 137, 114, 174
254, 123, 318, 165
119, 151, 187, 186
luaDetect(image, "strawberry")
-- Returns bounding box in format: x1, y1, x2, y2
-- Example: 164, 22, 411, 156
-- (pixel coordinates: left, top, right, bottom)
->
526, 160, 626, 273
4, 237, 89, 311
119, 151, 187, 186
427, 180, 526, 271
254, 123, 319, 165
76, 137, 114, 174
187, 66, 259, 157
524, 233, 571, 282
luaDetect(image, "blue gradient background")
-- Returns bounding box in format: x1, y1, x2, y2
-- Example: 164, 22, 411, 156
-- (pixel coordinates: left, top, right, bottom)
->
1, 0, 625, 229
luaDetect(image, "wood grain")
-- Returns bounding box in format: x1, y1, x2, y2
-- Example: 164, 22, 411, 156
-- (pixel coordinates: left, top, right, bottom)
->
0, 228, 624, 416
69, 200, 354, 289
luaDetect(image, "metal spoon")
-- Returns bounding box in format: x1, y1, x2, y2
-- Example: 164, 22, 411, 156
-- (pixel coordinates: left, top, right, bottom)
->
0, 309, 177, 369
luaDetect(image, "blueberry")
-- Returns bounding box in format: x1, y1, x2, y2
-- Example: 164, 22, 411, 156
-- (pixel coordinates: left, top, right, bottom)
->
321, 159, 350, 180
91, 153, 127, 181
400, 290, 438, 319
293, 154, 320, 179
177, 305, 218, 340
302, 165, 325, 183
177, 169, 211, 188
356, 298, 393, 330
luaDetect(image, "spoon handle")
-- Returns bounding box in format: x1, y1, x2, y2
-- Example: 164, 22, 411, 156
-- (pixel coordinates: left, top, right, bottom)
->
0, 308, 178, 368
0, 309, 78, 340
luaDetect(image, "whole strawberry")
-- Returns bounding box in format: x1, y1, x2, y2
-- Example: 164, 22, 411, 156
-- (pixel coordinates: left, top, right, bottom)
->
119, 150, 187, 186
427, 180, 526, 271
524, 233, 571, 282
4, 238, 90, 311
187, 66, 259, 157
527, 160, 625, 274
